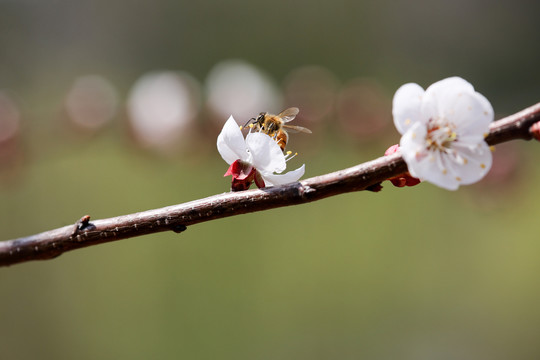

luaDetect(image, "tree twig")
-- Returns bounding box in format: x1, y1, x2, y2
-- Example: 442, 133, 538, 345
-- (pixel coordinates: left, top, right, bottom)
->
1, 102, 539, 267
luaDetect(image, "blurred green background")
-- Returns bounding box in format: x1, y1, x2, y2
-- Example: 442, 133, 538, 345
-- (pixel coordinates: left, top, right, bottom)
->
1, 0, 540, 359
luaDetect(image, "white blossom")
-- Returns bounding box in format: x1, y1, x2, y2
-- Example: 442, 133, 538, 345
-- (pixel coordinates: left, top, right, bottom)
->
217, 116, 305, 188
392, 77, 493, 190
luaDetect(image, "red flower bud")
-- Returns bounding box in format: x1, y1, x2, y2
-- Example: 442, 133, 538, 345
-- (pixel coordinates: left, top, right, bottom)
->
384, 144, 421, 188
224, 159, 266, 191
531, 121, 540, 141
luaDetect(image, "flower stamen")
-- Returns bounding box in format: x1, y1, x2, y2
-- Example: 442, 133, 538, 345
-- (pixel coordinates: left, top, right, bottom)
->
425, 118, 458, 153
284, 150, 298, 162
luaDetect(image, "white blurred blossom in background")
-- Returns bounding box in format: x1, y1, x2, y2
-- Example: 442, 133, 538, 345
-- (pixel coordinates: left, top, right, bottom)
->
65, 75, 119, 131
205, 59, 282, 125
127, 71, 201, 153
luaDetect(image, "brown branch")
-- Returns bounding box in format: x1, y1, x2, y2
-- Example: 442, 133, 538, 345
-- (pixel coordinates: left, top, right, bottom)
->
1, 102, 539, 267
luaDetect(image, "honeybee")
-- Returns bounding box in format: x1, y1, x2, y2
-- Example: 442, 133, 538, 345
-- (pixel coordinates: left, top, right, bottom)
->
245, 107, 312, 151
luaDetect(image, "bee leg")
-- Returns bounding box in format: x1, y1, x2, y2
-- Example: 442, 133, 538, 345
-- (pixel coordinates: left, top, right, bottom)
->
243, 117, 256, 127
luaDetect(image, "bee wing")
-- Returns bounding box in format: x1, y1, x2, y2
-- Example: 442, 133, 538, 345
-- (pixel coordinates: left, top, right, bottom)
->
283, 124, 312, 134
278, 107, 300, 123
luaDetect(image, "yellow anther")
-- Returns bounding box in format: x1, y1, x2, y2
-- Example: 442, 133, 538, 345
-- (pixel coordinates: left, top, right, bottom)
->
286, 151, 292, 155
456, 176, 462, 181
442, 169, 447, 175
239, 126, 243, 130
490, 146, 495, 152
405, 118, 411, 125
249, 124, 254, 128
480, 163, 486, 169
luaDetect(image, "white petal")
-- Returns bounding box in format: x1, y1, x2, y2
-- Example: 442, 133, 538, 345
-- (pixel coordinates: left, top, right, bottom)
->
473, 92, 494, 122
399, 121, 428, 166
429, 152, 462, 190
246, 132, 286, 173
450, 91, 494, 139
424, 77, 474, 106
392, 83, 425, 135
261, 164, 305, 186
217, 116, 248, 164
411, 151, 462, 190
421, 77, 475, 119
447, 141, 492, 185
421, 77, 493, 142
400, 123, 460, 190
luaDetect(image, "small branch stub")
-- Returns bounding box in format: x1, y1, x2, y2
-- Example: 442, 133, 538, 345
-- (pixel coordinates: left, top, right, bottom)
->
72, 215, 93, 235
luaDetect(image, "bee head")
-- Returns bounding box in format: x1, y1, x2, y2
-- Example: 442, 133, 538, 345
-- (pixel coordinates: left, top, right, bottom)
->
243, 112, 266, 128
